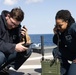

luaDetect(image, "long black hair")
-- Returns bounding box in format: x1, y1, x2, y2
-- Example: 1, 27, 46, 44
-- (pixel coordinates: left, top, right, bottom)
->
55, 10, 75, 26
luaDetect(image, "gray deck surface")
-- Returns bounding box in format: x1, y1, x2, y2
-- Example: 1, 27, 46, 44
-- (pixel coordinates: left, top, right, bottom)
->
8, 46, 56, 75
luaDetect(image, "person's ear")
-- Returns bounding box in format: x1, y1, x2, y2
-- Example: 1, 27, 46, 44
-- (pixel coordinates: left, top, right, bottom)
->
6, 14, 10, 20
7, 14, 10, 18
66, 20, 68, 23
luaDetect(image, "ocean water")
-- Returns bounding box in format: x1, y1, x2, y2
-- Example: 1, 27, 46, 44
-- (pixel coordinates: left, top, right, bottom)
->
29, 34, 55, 46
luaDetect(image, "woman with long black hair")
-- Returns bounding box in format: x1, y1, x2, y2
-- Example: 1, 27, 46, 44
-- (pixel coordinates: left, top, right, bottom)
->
53, 10, 76, 75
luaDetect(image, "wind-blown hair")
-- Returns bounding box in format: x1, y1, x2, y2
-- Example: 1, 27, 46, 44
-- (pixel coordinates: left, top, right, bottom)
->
55, 10, 75, 26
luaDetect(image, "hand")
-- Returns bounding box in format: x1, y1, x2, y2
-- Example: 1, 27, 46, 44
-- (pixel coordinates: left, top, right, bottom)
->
53, 26, 58, 34
21, 26, 27, 37
15, 42, 28, 52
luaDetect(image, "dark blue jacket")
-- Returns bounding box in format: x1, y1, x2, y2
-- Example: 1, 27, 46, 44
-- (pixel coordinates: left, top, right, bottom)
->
0, 10, 21, 54
53, 23, 76, 59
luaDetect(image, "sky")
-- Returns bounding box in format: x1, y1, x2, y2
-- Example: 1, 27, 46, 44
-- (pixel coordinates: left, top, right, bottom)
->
0, 0, 76, 34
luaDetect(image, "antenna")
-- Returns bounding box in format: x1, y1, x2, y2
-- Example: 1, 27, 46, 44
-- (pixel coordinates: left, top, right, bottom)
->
41, 35, 44, 61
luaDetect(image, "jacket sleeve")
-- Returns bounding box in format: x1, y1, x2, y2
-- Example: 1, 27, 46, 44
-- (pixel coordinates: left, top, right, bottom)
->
0, 29, 16, 54
70, 23, 76, 38
0, 39, 16, 54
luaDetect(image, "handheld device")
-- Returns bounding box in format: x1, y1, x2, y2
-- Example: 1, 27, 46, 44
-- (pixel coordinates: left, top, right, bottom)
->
22, 43, 33, 47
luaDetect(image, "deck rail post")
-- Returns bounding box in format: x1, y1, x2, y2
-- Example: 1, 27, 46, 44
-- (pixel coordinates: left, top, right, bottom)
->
41, 35, 44, 61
